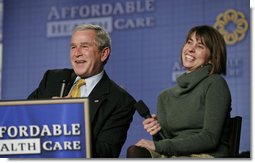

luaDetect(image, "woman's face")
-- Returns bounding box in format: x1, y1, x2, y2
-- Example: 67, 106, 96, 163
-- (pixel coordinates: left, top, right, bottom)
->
181, 33, 211, 73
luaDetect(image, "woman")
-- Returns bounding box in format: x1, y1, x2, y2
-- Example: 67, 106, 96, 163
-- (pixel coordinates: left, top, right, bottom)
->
127, 25, 231, 158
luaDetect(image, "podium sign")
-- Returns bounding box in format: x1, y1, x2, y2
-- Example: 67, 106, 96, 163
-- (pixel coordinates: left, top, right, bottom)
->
0, 99, 91, 158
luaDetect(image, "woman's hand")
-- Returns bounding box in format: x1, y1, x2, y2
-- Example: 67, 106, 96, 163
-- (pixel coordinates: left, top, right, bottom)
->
135, 139, 155, 151
143, 114, 162, 136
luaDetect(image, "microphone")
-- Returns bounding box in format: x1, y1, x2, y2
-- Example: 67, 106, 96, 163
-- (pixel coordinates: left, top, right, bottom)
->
134, 100, 166, 139
59, 80, 68, 97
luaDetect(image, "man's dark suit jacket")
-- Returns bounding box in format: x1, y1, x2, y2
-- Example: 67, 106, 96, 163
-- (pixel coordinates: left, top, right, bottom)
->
27, 69, 136, 158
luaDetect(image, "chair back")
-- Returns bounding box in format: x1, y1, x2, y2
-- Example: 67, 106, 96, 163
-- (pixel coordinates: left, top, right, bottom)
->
228, 116, 242, 157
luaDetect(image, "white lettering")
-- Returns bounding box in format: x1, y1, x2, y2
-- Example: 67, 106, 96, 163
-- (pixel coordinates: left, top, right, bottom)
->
43, 141, 52, 151
42, 141, 81, 151
112, 3, 125, 15
91, 4, 100, 17
61, 7, 70, 19
126, 1, 135, 14
79, 5, 90, 17
0, 127, 6, 138
19, 126, 29, 137
0, 124, 81, 138
0, 138, 40, 155
52, 124, 62, 136
72, 141, 81, 150
72, 124, 80, 135
47, 0, 156, 20
101, 3, 112, 15
47, 17, 112, 37
29, 125, 40, 137
146, 0, 155, 11
53, 141, 63, 150
8, 126, 18, 138
47, 6, 60, 20
114, 17, 155, 30
63, 124, 71, 135
70, 6, 80, 18
40, 125, 52, 136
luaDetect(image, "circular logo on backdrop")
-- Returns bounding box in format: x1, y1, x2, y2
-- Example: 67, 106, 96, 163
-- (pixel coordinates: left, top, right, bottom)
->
214, 9, 248, 45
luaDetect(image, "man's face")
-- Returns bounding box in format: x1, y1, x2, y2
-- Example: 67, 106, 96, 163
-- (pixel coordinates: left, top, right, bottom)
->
70, 30, 107, 78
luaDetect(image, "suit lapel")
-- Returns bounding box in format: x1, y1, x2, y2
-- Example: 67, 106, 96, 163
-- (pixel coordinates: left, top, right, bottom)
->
64, 71, 77, 96
63, 70, 110, 123
88, 73, 110, 123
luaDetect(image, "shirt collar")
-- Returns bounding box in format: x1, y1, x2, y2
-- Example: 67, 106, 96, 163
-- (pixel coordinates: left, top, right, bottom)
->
74, 70, 104, 89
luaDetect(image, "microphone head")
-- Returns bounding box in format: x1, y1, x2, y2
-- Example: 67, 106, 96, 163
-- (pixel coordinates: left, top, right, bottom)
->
60, 79, 68, 84
134, 100, 151, 118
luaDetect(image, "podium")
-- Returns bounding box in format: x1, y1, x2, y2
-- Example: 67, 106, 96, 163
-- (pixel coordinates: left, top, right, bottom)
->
0, 98, 91, 158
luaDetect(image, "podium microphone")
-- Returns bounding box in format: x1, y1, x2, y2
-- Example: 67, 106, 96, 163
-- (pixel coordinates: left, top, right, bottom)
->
59, 80, 67, 97
134, 100, 166, 139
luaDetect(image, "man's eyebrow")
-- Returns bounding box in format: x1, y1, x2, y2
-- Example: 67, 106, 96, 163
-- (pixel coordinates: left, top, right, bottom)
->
70, 42, 89, 46
80, 42, 89, 45
70, 43, 76, 47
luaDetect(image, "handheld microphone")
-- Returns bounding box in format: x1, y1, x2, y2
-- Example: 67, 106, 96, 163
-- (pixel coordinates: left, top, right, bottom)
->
59, 80, 68, 97
134, 100, 166, 139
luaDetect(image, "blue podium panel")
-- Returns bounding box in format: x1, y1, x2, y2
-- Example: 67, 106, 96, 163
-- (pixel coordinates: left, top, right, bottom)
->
0, 98, 91, 158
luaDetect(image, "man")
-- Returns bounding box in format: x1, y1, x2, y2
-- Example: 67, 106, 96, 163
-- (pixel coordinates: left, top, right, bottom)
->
28, 24, 136, 158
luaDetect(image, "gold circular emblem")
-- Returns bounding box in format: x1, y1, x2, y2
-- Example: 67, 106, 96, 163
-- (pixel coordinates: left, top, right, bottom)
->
214, 9, 248, 45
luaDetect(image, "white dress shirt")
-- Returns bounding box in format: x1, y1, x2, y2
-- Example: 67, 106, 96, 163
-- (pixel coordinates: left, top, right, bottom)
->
69, 70, 104, 97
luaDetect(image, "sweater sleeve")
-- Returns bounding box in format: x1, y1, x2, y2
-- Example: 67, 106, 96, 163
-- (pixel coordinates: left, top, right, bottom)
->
154, 76, 231, 155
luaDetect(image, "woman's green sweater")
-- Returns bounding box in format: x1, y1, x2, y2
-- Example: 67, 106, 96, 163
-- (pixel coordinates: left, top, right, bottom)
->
154, 65, 231, 157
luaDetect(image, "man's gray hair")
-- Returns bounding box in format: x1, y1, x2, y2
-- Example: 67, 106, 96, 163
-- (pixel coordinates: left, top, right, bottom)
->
73, 24, 111, 52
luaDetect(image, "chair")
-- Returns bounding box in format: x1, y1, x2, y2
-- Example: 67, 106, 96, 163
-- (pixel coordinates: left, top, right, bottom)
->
228, 116, 242, 157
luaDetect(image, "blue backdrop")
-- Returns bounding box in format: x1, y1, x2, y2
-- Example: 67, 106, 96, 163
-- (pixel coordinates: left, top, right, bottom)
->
2, 0, 250, 157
